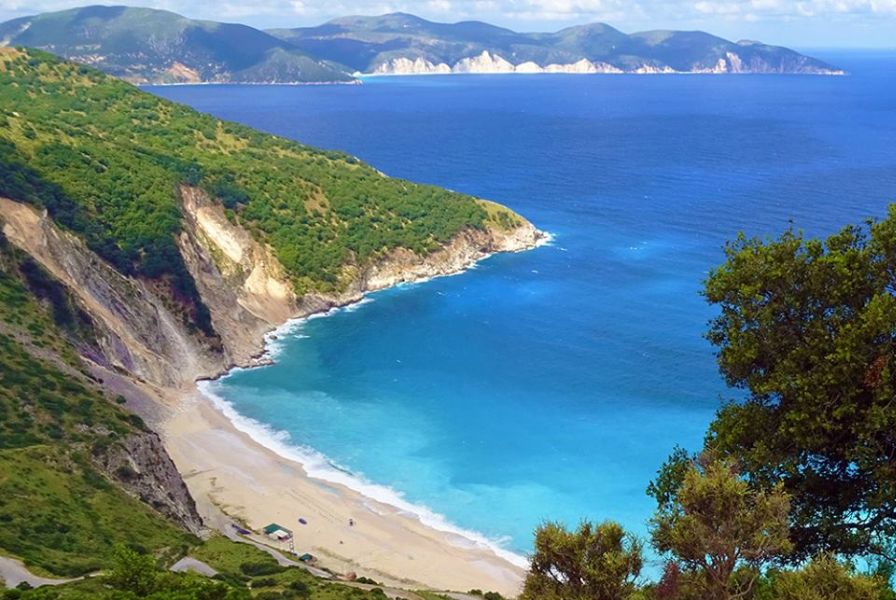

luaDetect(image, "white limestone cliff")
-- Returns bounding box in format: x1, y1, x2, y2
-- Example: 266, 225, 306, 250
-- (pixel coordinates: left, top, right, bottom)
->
372, 56, 451, 74
452, 51, 516, 73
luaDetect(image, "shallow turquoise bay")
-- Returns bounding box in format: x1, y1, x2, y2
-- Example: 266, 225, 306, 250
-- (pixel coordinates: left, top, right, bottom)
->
150, 51, 896, 560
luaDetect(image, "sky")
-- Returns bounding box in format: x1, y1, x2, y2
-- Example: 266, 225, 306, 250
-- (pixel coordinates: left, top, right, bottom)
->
1, 0, 895, 47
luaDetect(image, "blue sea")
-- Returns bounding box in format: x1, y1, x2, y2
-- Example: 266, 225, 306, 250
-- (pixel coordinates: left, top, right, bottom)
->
149, 51, 896, 563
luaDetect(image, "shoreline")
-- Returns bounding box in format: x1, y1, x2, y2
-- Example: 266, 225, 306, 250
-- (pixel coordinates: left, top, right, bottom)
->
138, 80, 362, 87
142, 70, 847, 89
162, 230, 552, 596
359, 69, 846, 77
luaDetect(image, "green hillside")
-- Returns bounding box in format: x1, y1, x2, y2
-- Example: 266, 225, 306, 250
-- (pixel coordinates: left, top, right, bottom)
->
0, 48, 520, 330
0, 5, 352, 83
0, 235, 195, 576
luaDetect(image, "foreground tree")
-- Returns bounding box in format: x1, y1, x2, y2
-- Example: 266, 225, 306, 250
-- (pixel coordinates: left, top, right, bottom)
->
107, 545, 159, 596
522, 520, 643, 600
650, 458, 792, 600
767, 555, 891, 600
700, 208, 896, 559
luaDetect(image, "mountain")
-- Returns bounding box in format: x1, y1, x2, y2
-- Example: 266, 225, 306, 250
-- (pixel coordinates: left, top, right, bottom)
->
270, 12, 842, 75
0, 6, 842, 81
0, 5, 353, 83
0, 46, 537, 591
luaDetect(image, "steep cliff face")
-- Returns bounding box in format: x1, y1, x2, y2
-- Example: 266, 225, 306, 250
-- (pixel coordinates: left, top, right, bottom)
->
92, 430, 204, 535
0, 197, 223, 387
177, 187, 298, 367
0, 227, 205, 556
177, 187, 545, 358
372, 57, 451, 75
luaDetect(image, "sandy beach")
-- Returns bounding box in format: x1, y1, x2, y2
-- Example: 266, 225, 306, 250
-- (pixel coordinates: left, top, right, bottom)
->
145, 218, 547, 597
161, 385, 527, 597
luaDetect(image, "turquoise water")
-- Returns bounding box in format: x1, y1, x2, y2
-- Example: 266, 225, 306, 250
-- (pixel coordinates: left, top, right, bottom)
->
150, 51, 896, 561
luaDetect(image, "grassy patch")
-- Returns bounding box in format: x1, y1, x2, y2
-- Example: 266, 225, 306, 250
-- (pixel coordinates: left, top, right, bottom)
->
189, 535, 281, 577
190, 536, 393, 599
0, 252, 194, 576
0, 447, 193, 576
415, 592, 454, 600
478, 199, 523, 231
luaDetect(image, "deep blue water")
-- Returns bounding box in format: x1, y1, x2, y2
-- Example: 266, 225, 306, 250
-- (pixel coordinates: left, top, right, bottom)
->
148, 51, 896, 560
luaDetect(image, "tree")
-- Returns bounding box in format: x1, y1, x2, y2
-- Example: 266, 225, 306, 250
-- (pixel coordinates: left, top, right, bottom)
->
768, 555, 891, 600
650, 458, 792, 600
106, 544, 159, 596
701, 210, 896, 560
521, 520, 643, 600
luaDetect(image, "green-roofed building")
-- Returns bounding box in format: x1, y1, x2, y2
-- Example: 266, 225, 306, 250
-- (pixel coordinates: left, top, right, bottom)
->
262, 523, 293, 540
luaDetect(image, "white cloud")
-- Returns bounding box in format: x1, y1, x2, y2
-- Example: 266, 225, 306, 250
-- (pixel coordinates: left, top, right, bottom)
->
0, 0, 893, 45
1, 0, 894, 20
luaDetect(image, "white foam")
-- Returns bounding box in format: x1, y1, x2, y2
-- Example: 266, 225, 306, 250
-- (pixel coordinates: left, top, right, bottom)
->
198, 381, 529, 569
536, 230, 556, 247
258, 299, 376, 360
262, 317, 307, 359
343, 297, 375, 312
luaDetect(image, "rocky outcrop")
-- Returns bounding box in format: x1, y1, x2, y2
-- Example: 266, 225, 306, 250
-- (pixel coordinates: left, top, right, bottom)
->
163, 61, 202, 83
452, 51, 516, 73
361, 219, 542, 291
372, 57, 451, 75
177, 187, 544, 340
634, 64, 678, 74
0, 197, 223, 387
92, 430, 204, 535
543, 59, 622, 74
177, 187, 298, 366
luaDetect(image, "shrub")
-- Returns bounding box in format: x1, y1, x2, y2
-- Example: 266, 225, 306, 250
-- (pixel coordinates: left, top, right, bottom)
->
239, 561, 285, 576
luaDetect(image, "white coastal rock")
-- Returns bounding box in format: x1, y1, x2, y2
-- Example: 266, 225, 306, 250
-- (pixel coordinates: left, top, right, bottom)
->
592, 61, 624, 74
694, 52, 746, 74
452, 51, 516, 73
543, 58, 622, 74
373, 57, 451, 75
634, 64, 677, 74
725, 52, 744, 72
368, 53, 703, 76
514, 61, 543, 73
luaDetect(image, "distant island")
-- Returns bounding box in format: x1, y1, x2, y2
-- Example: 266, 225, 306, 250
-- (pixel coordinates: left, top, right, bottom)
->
0, 5, 843, 84
273, 13, 843, 77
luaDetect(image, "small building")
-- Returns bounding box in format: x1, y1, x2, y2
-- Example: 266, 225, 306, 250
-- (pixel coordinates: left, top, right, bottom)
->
262, 523, 293, 541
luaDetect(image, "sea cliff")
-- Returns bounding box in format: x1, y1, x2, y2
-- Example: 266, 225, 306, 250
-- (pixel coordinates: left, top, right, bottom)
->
367, 49, 842, 76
